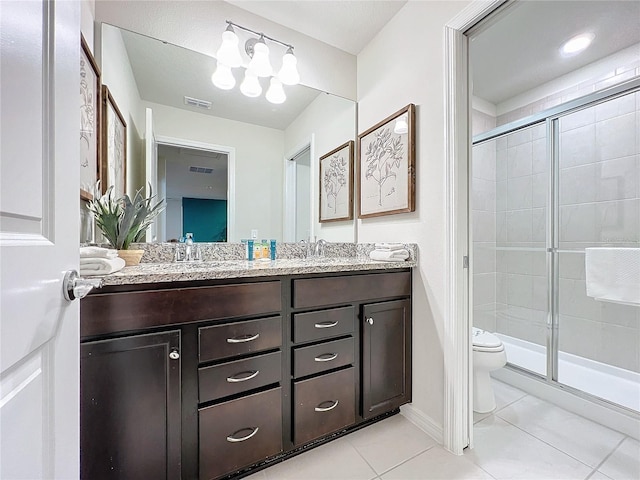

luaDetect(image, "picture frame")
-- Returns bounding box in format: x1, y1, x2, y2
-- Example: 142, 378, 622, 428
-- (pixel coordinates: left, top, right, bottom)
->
80, 34, 101, 201
358, 103, 415, 218
319, 140, 354, 223
101, 85, 127, 197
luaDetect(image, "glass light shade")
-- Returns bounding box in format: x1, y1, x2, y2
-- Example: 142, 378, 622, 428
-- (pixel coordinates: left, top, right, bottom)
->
394, 114, 408, 135
211, 63, 235, 90
240, 70, 262, 98
216, 27, 242, 68
266, 78, 286, 104
248, 40, 272, 77
277, 49, 300, 86
560, 32, 595, 56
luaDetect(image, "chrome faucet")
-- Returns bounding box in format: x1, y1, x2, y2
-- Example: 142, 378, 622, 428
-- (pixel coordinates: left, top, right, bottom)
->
314, 239, 327, 257
174, 233, 202, 262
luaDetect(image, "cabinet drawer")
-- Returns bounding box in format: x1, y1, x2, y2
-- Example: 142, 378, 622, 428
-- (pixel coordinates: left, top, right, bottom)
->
81, 281, 281, 338
199, 316, 282, 362
293, 337, 354, 379
200, 387, 282, 480
293, 271, 411, 308
293, 306, 355, 343
293, 368, 355, 446
199, 351, 281, 402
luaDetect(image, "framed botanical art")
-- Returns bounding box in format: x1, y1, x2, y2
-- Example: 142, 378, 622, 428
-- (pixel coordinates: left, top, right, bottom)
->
80, 34, 101, 201
358, 103, 415, 218
101, 85, 127, 197
319, 140, 354, 222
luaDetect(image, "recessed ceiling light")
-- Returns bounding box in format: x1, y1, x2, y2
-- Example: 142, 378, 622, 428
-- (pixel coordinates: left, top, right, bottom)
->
560, 33, 595, 56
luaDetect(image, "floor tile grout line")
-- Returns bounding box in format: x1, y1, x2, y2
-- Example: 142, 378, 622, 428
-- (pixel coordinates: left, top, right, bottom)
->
373, 444, 438, 477
585, 435, 628, 479
491, 411, 602, 471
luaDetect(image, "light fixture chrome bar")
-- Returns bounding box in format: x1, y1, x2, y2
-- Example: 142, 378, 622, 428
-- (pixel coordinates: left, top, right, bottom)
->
226, 20, 294, 50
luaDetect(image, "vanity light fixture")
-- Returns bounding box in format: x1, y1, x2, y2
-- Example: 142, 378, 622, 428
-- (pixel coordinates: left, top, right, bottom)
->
560, 32, 595, 57
212, 20, 300, 101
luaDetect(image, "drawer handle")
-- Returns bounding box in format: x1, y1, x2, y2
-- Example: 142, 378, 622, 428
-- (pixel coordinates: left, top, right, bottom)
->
226, 370, 260, 383
226, 333, 260, 344
314, 353, 338, 362
314, 400, 339, 412
314, 321, 339, 329
226, 427, 259, 443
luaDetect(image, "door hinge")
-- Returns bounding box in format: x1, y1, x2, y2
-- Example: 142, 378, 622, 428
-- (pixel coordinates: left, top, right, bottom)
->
463, 256, 469, 269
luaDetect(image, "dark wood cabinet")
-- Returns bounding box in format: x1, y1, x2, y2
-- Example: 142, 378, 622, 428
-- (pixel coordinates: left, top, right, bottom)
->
362, 299, 412, 419
81, 269, 412, 480
80, 330, 181, 480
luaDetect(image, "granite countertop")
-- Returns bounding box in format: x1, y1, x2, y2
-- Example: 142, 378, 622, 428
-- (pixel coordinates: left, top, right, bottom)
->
98, 256, 417, 286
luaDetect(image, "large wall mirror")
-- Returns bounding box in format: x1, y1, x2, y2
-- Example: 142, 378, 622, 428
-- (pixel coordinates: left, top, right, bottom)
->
100, 23, 356, 243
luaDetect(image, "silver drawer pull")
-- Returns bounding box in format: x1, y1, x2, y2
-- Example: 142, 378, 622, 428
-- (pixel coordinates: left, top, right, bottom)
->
226, 333, 260, 344
226, 370, 260, 383
315, 400, 339, 412
226, 427, 259, 443
314, 321, 339, 329
314, 353, 338, 362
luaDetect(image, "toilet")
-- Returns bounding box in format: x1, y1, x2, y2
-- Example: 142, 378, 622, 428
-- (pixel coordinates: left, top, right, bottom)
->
472, 327, 507, 413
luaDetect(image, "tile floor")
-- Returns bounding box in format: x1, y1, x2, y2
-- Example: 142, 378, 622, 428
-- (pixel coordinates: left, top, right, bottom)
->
246, 379, 640, 479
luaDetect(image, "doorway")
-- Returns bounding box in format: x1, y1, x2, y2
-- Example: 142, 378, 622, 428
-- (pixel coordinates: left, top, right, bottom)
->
284, 144, 312, 242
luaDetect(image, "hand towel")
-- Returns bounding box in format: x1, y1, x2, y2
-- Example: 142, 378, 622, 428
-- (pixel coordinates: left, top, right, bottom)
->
80, 256, 126, 276
585, 247, 640, 306
80, 246, 118, 259
369, 249, 410, 262
374, 243, 406, 251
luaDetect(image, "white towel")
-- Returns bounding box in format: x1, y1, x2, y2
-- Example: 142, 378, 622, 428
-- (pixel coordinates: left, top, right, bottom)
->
80, 256, 126, 276
80, 246, 118, 259
585, 247, 640, 306
369, 249, 410, 262
374, 243, 405, 251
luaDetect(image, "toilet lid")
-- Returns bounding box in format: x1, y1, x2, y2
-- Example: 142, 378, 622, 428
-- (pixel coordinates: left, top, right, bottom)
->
472, 327, 502, 349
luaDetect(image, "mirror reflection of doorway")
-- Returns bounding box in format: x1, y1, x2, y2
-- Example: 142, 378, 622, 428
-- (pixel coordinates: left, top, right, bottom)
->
294, 146, 311, 242
158, 144, 228, 242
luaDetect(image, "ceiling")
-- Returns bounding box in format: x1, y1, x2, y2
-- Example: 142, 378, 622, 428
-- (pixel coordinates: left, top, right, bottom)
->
161, 145, 228, 200
470, 0, 640, 105
224, 0, 408, 55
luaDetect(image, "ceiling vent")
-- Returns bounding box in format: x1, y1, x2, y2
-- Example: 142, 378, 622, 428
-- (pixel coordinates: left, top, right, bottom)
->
183, 96, 212, 109
189, 166, 214, 174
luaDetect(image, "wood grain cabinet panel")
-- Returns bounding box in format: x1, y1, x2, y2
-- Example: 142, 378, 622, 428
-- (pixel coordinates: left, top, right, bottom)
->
292, 337, 354, 379
199, 351, 281, 402
199, 316, 282, 362
292, 306, 355, 343
293, 368, 355, 446
199, 387, 282, 480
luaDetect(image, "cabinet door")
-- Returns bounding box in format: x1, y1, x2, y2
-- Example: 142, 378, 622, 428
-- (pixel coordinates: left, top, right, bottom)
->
81, 331, 181, 480
362, 299, 411, 419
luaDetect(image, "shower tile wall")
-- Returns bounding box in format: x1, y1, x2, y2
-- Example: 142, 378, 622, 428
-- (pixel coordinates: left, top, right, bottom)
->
472, 90, 640, 374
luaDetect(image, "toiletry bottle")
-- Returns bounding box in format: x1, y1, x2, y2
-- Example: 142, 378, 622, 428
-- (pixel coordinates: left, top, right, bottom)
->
261, 240, 269, 262
270, 239, 277, 261
247, 239, 254, 261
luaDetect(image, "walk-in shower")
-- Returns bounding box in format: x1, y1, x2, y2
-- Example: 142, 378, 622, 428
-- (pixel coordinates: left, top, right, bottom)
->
471, 79, 640, 413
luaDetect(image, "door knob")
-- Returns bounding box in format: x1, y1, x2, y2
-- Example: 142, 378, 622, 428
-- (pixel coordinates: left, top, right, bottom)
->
63, 270, 103, 301
366, 317, 374, 325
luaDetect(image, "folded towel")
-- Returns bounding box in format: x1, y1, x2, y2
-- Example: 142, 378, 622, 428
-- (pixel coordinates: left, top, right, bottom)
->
370, 249, 410, 262
80, 246, 118, 259
585, 247, 640, 306
374, 243, 406, 251
80, 256, 126, 276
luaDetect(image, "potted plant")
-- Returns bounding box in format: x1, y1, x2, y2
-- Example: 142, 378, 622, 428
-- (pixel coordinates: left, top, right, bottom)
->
87, 185, 165, 265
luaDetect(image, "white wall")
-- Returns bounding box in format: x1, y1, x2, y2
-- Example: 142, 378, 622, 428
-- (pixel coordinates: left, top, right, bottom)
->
357, 0, 471, 435
94, 0, 356, 100
81, 0, 95, 51
285, 93, 357, 242
100, 25, 144, 195
142, 101, 284, 242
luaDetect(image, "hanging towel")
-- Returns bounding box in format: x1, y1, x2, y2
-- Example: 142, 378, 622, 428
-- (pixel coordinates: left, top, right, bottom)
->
585, 248, 640, 306
80, 246, 118, 259
80, 256, 126, 276
369, 249, 410, 262
374, 243, 406, 251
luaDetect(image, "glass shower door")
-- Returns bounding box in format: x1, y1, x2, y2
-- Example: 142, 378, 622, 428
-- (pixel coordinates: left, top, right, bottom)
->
556, 90, 640, 411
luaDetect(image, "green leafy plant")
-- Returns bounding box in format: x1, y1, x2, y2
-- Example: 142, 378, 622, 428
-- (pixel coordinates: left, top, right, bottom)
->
87, 185, 165, 250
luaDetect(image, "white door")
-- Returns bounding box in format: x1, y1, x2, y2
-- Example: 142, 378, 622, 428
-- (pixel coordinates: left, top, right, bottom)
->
145, 107, 158, 241
0, 1, 80, 478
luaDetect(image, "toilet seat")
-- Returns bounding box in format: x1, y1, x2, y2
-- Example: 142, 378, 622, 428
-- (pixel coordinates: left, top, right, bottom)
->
472, 328, 504, 352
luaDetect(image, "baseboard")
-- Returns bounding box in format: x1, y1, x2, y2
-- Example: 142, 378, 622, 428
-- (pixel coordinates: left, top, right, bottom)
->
400, 404, 444, 445
493, 368, 640, 440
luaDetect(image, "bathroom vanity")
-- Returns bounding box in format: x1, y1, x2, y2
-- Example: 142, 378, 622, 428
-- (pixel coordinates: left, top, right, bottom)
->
80, 256, 414, 479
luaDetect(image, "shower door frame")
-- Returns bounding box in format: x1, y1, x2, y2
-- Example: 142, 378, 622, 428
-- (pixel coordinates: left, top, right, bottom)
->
472, 77, 640, 414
